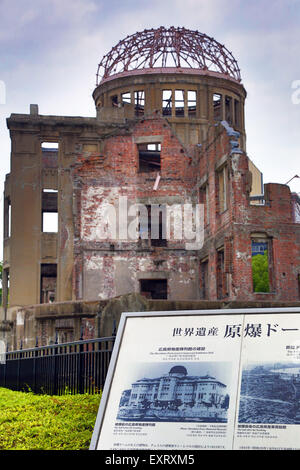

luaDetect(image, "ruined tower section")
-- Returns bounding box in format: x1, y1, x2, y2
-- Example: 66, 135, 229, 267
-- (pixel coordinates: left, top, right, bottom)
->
93, 27, 246, 149
72, 27, 248, 302
3, 111, 83, 315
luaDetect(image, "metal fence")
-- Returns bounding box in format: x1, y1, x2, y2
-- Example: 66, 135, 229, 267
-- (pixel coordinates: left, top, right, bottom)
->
0, 335, 115, 395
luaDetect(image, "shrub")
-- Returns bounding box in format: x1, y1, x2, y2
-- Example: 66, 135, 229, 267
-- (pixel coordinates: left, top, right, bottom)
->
252, 251, 270, 293
0, 388, 101, 450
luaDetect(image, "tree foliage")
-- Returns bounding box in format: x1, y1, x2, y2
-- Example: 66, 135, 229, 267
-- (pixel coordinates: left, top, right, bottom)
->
252, 252, 270, 293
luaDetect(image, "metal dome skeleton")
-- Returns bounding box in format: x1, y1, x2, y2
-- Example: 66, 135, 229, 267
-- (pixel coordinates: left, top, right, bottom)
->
96, 26, 241, 85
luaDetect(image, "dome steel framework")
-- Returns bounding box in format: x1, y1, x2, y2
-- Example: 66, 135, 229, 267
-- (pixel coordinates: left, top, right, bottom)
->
169, 366, 188, 376
96, 26, 241, 85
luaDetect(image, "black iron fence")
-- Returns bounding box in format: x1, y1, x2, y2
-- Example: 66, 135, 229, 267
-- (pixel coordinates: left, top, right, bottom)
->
0, 335, 115, 395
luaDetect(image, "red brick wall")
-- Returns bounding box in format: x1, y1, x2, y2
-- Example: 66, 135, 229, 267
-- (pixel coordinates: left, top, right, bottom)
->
73, 118, 300, 303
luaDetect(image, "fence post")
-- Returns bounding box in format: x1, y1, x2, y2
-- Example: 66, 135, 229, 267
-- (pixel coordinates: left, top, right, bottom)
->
78, 327, 84, 394
53, 332, 59, 395
33, 337, 38, 393
112, 320, 117, 338
105, 323, 117, 381
16, 340, 22, 391
2, 343, 8, 389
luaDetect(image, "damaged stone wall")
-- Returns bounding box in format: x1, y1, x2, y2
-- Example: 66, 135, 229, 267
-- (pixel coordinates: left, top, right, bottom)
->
72, 117, 199, 302
8, 294, 300, 350
197, 121, 300, 301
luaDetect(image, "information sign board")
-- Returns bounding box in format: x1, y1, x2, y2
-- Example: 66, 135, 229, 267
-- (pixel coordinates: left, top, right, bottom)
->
90, 308, 300, 451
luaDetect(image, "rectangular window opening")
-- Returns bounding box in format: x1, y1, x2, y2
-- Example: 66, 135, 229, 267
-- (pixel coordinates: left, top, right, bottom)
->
40, 264, 57, 304
41, 142, 58, 169
111, 95, 119, 107
42, 189, 58, 232
199, 185, 209, 226
4, 197, 11, 239
234, 99, 240, 127
162, 90, 172, 116
2, 268, 9, 309
121, 92, 131, 104
225, 96, 233, 125
217, 166, 228, 213
43, 213, 58, 232
200, 260, 209, 299
134, 91, 145, 116
140, 279, 168, 300
138, 143, 161, 173
216, 249, 228, 299
56, 329, 74, 344
138, 205, 167, 247
251, 239, 271, 293
41, 142, 59, 149
213, 93, 222, 121
188, 90, 197, 117
150, 204, 167, 247
175, 90, 185, 117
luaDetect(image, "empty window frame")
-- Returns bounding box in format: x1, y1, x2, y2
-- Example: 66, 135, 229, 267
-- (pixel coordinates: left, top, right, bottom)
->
111, 95, 119, 107
41, 142, 58, 169
139, 204, 167, 247
41, 142, 59, 150
149, 204, 167, 247
140, 279, 168, 299
4, 197, 11, 239
187, 90, 197, 117
217, 166, 228, 213
134, 91, 145, 116
234, 99, 240, 127
175, 90, 185, 117
2, 268, 9, 309
42, 189, 58, 232
200, 259, 209, 299
251, 238, 271, 293
213, 93, 222, 121
162, 90, 172, 116
225, 96, 233, 124
56, 329, 74, 344
216, 248, 228, 299
138, 143, 161, 173
40, 264, 57, 304
121, 92, 131, 104
199, 184, 209, 226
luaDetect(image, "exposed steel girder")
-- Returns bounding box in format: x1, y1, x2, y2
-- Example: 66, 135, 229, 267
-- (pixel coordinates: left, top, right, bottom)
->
96, 26, 241, 85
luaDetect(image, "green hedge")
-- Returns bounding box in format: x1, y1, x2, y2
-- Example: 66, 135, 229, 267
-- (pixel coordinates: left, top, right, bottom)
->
0, 388, 101, 450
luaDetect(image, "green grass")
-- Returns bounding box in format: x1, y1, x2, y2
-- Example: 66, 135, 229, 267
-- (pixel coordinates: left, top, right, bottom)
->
0, 387, 101, 450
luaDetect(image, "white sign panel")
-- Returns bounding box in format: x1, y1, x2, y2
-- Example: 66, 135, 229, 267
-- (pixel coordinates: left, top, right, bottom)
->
90, 308, 300, 451
234, 313, 300, 450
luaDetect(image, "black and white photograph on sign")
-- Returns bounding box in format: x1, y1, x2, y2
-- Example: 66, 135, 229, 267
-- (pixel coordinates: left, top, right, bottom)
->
117, 361, 231, 423
91, 313, 245, 450
239, 362, 300, 425
233, 313, 300, 450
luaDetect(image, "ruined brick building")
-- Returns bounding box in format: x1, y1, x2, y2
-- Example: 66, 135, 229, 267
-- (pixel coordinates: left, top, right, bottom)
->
2, 27, 300, 348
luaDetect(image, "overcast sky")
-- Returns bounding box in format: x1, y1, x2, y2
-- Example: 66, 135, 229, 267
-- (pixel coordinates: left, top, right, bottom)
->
0, 0, 299, 246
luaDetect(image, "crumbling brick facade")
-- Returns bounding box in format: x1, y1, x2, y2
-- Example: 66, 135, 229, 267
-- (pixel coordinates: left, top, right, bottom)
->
72, 117, 199, 302
2, 26, 300, 348
197, 123, 300, 302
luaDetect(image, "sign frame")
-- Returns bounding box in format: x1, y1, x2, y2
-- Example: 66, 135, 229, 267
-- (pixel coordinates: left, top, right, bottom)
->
90, 307, 300, 451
